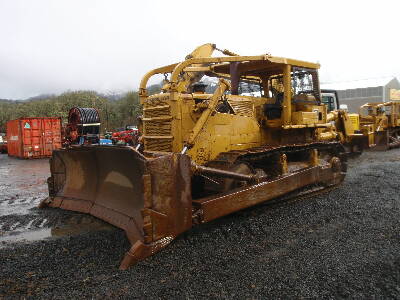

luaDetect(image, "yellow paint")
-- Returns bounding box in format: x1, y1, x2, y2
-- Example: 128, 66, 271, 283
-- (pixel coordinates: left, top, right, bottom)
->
348, 114, 360, 131
390, 89, 400, 101
139, 44, 344, 165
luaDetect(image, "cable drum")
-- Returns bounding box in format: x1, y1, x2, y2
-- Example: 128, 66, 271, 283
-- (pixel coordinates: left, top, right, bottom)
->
68, 107, 100, 125
67, 107, 101, 144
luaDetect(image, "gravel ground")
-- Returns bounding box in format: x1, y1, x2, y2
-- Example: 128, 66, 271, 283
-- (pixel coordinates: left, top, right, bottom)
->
0, 150, 399, 299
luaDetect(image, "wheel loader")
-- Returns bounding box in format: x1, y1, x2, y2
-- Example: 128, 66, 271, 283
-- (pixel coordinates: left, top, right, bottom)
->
40, 44, 349, 269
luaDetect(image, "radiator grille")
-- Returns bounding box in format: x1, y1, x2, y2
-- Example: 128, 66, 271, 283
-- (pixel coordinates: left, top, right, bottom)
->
228, 99, 254, 117
144, 120, 172, 135
145, 98, 169, 108
144, 138, 172, 152
143, 105, 170, 118
143, 96, 173, 152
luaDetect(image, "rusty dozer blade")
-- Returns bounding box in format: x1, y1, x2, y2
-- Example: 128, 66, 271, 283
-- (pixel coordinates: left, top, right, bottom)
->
40, 146, 192, 269
40, 144, 347, 269
372, 130, 390, 151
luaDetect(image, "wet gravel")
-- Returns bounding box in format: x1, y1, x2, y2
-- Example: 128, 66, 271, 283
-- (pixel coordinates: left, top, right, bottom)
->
0, 150, 399, 299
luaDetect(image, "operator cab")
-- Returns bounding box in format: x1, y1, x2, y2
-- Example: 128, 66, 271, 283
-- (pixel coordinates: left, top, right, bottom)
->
321, 89, 340, 112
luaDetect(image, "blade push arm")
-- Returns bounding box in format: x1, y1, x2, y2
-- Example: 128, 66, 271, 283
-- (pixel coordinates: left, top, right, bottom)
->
182, 78, 231, 153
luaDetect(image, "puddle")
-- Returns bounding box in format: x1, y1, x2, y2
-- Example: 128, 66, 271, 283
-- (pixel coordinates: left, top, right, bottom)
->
0, 155, 49, 217
0, 228, 51, 244
0, 194, 47, 216
0, 217, 115, 247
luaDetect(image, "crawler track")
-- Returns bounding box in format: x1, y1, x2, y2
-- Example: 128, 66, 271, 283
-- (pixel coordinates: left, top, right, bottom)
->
199, 141, 347, 198
1, 150, 400, 298
389, 128, 400, 149
207, 141, 347, 169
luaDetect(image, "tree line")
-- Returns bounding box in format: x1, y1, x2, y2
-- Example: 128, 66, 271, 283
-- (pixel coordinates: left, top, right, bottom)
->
0, 85, 161, 133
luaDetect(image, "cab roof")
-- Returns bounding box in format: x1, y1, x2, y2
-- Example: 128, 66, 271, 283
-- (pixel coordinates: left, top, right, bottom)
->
210, 56, 320, 78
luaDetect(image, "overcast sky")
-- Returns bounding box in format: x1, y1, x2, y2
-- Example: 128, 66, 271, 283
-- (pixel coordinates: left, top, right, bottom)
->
0, 0, 399, 99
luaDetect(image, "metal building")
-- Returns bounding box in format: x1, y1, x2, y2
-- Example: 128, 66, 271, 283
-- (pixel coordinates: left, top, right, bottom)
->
321, 77, 400, 112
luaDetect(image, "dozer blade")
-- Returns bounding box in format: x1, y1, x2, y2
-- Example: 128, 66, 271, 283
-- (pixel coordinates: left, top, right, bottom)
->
40, 144, 347, 269
372, 130, 389, 151
40, 146, 192, 269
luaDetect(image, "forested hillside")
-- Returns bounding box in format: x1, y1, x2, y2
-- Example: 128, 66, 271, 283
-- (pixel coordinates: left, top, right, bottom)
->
0, 85, 161, 132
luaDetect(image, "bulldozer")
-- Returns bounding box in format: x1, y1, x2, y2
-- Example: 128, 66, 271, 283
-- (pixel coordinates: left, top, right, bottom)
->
40, 44, 349, 269
358, 101, 400, 150
321, 90, 365, 154
321, 90, 400, 150
320, 90, 400, 151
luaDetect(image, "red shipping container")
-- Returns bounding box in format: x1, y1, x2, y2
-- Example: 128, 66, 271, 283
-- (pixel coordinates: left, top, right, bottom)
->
6, 117, 62, 158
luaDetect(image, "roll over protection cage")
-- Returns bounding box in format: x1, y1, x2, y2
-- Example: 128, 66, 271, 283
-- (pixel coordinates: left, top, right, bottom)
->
138, 54, 320, 127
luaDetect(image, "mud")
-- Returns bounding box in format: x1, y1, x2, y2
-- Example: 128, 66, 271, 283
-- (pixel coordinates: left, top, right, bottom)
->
0, 154, 113, 247
0, 150, 399, 299
0, 155, 48, 216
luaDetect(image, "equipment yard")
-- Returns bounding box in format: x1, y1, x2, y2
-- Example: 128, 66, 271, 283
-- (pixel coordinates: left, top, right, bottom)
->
0, 150, 399, 299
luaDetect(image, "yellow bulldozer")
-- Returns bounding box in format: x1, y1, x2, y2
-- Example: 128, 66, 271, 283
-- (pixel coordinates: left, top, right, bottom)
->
40, 44, 351, 269
321, 90, 400, 150
321, 90, 366, 154
358, 101, 400, 149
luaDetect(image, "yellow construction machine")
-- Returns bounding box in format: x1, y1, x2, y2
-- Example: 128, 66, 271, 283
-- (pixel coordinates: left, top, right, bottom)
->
324, 108, 365, 154
358, 101, 400, 149
41, 44, 350, 269
321, 90, 365, 154
321, 90, 400, 151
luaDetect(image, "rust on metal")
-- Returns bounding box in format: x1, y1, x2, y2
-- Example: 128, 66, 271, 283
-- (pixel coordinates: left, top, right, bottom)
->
39, 45, 356, 269
6, 117, 62, 159
192, 164, 259, 182
40, 141, 346, 269
41, 146, 192, 269
192, 166, 343, 223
